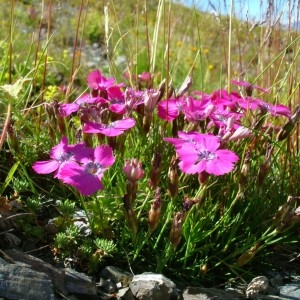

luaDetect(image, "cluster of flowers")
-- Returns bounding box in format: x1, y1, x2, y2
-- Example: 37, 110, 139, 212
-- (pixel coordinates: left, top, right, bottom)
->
33, 69, 291, 196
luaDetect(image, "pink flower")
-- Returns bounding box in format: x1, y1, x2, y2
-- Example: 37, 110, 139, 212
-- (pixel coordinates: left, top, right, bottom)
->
166, 132, 239, 176
231, 80, 270, 94
157, 98, 186, 121
138, 71, 154, 82
124, 88, 144, 114
83, 118, 136, 137
59, 94, 105, 117
207, 89, 240, 109
87, 69, 116, 92
105, 85, 126, 115
251, 98, 291, 117
58, 145, 115, 196
208, 107, 242, 130
122, 158, 145, 182
182, 97, 215, 123
32, 136, 91, 177
164, 131, 218, 150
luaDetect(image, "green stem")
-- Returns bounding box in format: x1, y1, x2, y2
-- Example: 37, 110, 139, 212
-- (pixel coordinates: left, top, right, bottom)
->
79, 195, 94, 234
227, 0, 234, 94
153, 201, 173, 249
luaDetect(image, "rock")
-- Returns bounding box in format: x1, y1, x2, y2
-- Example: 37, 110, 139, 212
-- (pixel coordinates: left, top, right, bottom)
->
64, 267, 97, 295
4, 249, 68, 295
129, 272, 180, 300
279, 284, 300, 299
246, 276, 269, 298
0, 264, 55, 300
100, 265, 133, 287
182, 286, 245, 299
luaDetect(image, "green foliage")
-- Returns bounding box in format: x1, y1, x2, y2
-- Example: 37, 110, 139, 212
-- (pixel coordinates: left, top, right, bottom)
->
57, 199, 76, 216
94, 238, 117, 256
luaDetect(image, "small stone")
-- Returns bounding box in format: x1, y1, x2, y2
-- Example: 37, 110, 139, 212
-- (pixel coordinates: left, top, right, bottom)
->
246, 276, 269, 298
129, 272, 179, 300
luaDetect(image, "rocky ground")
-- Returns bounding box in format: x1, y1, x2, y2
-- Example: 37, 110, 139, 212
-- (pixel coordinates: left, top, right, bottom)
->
0, 194, 300, 299
0, 243, 300, 299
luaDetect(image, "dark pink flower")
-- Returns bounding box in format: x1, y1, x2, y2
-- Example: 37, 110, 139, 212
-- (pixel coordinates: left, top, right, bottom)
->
87, 69, 116, 92
209, 89, 239, 108
58, 145, 115, 196
107, 85, 126, 114
251, 98, 291, 117
83, 118, 136, 137
59, 94, 105, 117
208, 107, 242, 130
231, 80, 270, 94
32, 136, 91, 177
124, 88, 144, 114
157, 98, 186, 121
182, 97, 215, 123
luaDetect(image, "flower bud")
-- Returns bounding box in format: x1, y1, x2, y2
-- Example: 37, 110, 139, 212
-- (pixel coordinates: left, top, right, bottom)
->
52, 100, 66, 135
6, 121, 20, 154
277, 105, 300, 141
273, 196, 300, 233
170, 211, 185, 247
257, 144, 273, 187
239, 151, 251, 188
148, 188, 162, 233
123, 158, 145, 183
167, 156, 179, 198
148, 152, 162, 190
198, 171, 210, 186
143, 89, 161, 117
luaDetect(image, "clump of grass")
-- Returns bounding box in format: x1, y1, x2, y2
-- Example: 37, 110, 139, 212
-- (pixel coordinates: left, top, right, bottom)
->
1, 0, 300, 286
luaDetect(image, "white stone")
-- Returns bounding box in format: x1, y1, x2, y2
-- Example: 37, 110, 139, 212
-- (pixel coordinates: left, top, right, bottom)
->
246, 276, 269, 298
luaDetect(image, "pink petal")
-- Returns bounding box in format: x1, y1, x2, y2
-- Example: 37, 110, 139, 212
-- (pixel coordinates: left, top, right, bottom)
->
32, 160, 60, 174
59, 162, 103, 196
57, 161, 83, 184
157, 99, 181, 121
231, 80, 270, 93
59, 103, 79, 117
75, 174, 103, 196
49, 136, 68, 159
94, 145, 115, 167
83, 122, 103, 134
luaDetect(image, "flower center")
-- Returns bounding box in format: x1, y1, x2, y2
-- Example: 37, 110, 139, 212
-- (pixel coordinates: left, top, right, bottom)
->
85, 162, 103, 175
196, 150, 216, 163
58, 152, 73, 163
